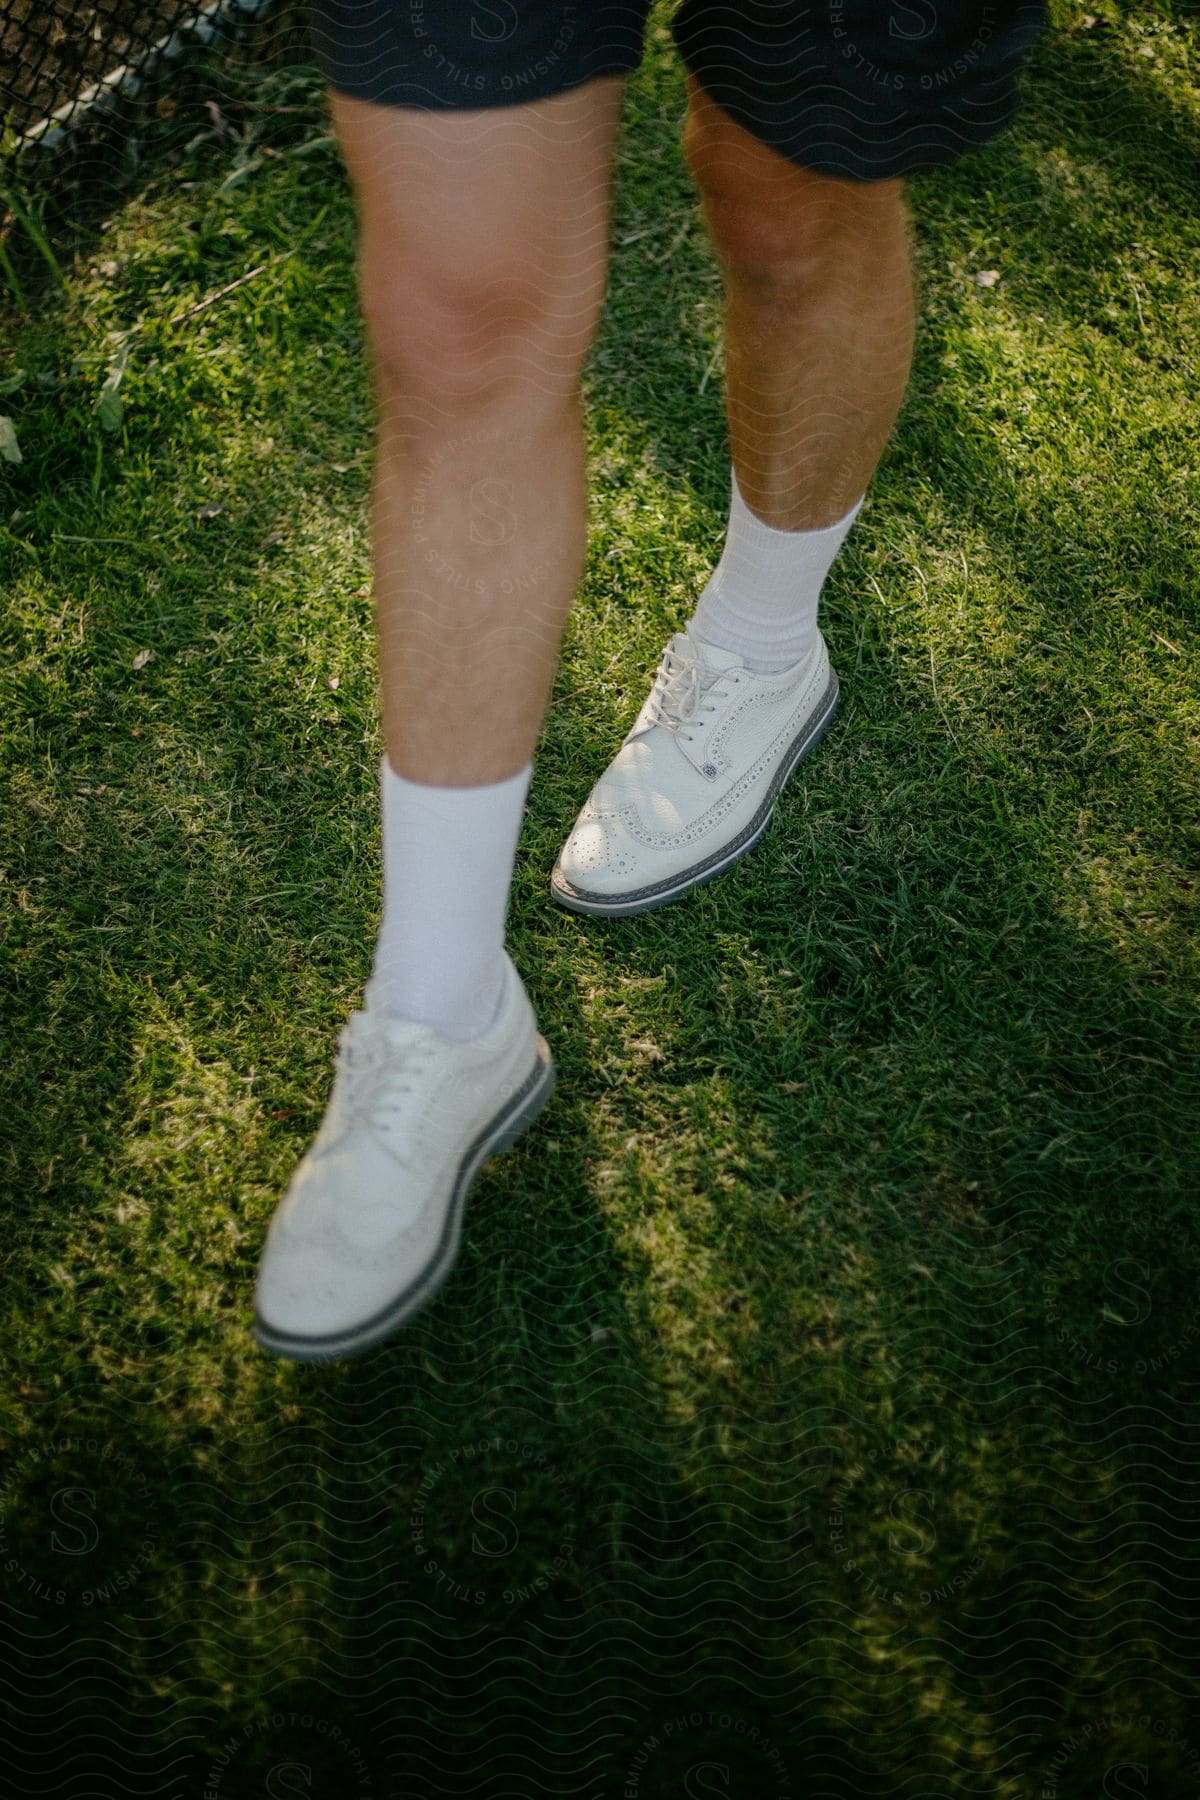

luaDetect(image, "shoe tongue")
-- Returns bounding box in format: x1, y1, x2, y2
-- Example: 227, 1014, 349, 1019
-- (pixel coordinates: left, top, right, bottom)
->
692, 636, 746, 679
356, 1005, 440, 1052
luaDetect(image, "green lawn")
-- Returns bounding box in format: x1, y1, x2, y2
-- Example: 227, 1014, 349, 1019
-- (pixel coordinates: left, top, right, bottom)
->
2, 3, 1198, 1794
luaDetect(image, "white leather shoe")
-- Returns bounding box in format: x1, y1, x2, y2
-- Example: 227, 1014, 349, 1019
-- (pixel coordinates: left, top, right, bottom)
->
253, 953, 554, 1361
551, 627, 839, 917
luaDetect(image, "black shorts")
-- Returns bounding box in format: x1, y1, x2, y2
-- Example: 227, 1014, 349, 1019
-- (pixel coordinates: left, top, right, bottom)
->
307, 1, 1047, 182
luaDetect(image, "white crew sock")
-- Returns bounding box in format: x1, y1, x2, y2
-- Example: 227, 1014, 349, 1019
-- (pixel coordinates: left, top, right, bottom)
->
687, 468, 864, 675
365, 756, 532, 1043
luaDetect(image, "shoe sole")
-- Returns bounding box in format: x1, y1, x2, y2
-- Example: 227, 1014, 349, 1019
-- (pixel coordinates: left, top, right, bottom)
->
252, 1036, 556, 1363
549, 665, 839, 919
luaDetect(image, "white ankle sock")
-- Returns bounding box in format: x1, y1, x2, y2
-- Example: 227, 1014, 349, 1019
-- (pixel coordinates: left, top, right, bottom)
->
365, 756, 532, 1043
687, 469, 864, 675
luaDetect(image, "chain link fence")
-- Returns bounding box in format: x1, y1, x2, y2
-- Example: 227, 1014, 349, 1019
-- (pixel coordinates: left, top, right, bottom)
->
1, 0, 308, 146
1, 0, 314, 289
4, 4, 203, 142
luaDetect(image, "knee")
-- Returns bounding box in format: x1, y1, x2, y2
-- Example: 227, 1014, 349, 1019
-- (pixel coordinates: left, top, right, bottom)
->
358, 249, 603, 414
683, 102, 900, 293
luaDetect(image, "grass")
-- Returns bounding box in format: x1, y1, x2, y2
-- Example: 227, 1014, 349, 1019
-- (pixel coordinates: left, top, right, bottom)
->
2, 2, 1199, 1794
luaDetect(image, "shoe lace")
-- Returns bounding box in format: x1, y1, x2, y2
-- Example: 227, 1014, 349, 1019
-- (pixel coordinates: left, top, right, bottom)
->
333, 1016, 438, 1146
643, 632, 724, 740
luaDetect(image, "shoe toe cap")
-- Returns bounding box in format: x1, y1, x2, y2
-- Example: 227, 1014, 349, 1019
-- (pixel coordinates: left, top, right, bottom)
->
254, 1149, 443, 1348
255, 1218, 440, 1346
255, 1241, 381, 1345
555, 806, 642, 895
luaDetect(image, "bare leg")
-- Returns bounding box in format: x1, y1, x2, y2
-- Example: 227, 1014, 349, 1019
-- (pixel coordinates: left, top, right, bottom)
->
328, 78, 627, 784
683, 73, 916, 530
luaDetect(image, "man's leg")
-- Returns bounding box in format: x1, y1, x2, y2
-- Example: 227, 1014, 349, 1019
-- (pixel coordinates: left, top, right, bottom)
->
550, 74, 917, 919
675, 73, 914, 679
254, 78, 625, 1360
331, 78, 626, 787
683, 73, 914, 533
331, 79, 625, 1039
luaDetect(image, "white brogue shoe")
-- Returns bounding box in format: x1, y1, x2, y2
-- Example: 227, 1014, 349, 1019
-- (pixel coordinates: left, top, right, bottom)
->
254, 953, 555, 1361
551, 627, 840, 917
